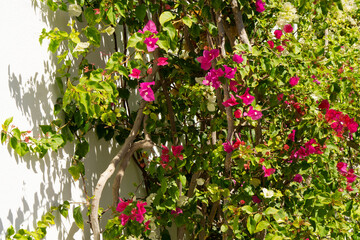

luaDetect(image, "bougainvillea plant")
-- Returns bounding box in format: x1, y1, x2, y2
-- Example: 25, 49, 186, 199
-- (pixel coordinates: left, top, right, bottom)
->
3, 0, 360, 239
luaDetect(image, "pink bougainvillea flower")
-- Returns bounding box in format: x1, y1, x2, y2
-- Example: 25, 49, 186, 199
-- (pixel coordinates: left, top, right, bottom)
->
346, 184, 354, 192
239, 88, 255, 105
318, 99, 330, 110
137, 201, 147, 215
229, 80, 239, 92
232, 138, 241, 148
222, 94, 239, 107
223, 141, 234, 153
144, 36, 159, 52
233, 54, 243, 64
313, 79, 321, 84
276, 45, 284, 52
274, 30, 283, 39
282, 39, 290, 46
156, 57, 168, 66
223, 65, 237, 79
255, 0, 265, 13
94, 8, 100, 15
346, 171, 357, 183
252, 195, 261, 203
116, 198, 130, 213
293, 174, 303, 183
139, 81, 155, 102
138, 20, 158, 34
289, 75, 300, 86
145, 220, 151, 231
203, 68, 224, 89
347, 118, 359, 133
129, 68, 141, 79
262, 165, 276, 177
120, 214, 130, 226
161, 145, 169, 155
171, 207, 183, 216
311, 75, 321, 84
244, 106, 262, 120
283, 24, 293, 33
172, 145, 184, 160
196, 49, 219, 70
267, 40, 275, 49
277, 93, 284, 101
234, 109, 242, 118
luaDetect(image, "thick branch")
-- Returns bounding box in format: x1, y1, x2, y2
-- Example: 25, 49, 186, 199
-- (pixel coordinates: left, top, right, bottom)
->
216, 11, 234, 177
90, 101, 146, 240
231, 0, 252, 51
177, 171, 202, 239
161, 76, 178, 145
112, 139, 154, 207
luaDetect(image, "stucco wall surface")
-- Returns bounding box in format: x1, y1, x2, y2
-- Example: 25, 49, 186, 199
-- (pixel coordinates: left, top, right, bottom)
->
0, 1, 144, 239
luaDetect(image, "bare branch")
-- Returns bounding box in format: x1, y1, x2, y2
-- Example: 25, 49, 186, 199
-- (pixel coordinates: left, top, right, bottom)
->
231, 0, 252, 51
112, 139, 155, 207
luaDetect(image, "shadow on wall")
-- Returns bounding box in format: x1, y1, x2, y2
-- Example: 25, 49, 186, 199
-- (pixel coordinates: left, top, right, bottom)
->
4, 1, 145, 239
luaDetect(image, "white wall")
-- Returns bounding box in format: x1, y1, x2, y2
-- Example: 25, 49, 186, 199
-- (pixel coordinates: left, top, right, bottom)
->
0, 1, 144, 239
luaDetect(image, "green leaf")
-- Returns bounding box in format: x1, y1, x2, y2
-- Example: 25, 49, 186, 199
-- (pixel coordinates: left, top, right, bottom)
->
3, 117, 13, 132
157, 33, 170, 51
75, 140, 89, 158
163, 22, 176, 40
12, 128, 21, 140
115, 3, 126, 18
59, 201, 70, 218
255, 220, 270, 233
107, 7, 116, 25
220, 224, 228, 233
159, 11, 175, 26
252, 46, 262, 56
73, 206, 84, 230
10, 137, 18, 149
207, 23, 218, 36
85, 26, 101, 46
179, 174, 186, 187
135, 5, 147, 21
242, 205, 253, 214
127, 32, 143, 49
16, 142, 29, 157
255, 144, 269, 154
84, 7, 96, 25
272, 236, 283, 240
6, 226, 15, 237
68, 164, 82, 181
182, 16, 192, 28
264, 207, 278, 215
160, 177, 168, 194
40, 125, 54, 135
1, 132, 6, 144
247, 216, 256, 234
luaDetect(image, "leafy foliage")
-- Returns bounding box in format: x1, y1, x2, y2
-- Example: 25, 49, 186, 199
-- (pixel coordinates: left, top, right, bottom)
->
2, 0, 360, 239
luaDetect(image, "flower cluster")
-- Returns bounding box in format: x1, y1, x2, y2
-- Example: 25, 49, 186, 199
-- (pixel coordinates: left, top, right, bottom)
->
160, 145, 184, 169
290, 138, 325, 160
325, 109, 358, 136
223, 138, 246, 153
337, 162, 357, 191
276, 2, 298, 28
268, 24, 294, 53
196, 49, 219, 71
138, 20, 159, 52
139, 81, 155, 102
255, 0, 266, 13
116, 198, 150, 229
